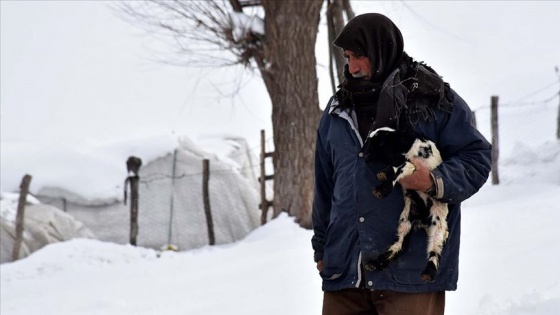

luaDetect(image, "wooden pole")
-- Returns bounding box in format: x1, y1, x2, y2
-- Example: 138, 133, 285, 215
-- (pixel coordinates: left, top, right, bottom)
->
259, 130, 274, 225
129, 175, 139, 246
12, 174, 32, 261
557, 90, 560, 139
555, 66, 560, 139
557, 88, 560, 139
259, 130, 268, 225
202, 159, 215, 245
491, 96, 500, 185
166, 149, 178, 247
126, 156, 142, 246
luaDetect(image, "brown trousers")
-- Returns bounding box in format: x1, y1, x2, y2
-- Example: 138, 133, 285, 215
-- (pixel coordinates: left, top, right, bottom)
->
322, 288, 445, 315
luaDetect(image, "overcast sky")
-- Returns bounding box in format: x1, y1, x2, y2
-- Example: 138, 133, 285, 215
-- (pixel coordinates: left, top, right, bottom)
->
1, 1, 559, 149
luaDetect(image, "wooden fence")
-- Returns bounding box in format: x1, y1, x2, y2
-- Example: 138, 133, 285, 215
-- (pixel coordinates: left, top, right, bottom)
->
124, 156, 216, 247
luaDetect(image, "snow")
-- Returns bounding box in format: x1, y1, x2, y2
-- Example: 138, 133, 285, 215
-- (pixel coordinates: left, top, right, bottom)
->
2, 181, 560, 314
0, 192, 40, 223
1, 1, 560, 314
0, 135, 181, 201
0, 134, 257, 202
0, 194, 95, 264
229, 11, 265, 42
1, 104, 560, 313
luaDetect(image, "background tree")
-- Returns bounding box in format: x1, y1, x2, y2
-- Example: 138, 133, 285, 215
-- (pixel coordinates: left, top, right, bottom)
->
118, 0, 355, 228
326, 0, 355, 92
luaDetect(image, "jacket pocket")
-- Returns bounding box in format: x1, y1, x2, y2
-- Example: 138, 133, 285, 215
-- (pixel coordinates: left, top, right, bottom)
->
321, 216, 346, 281
391, 270, 430, 285
321, 253, 344, 281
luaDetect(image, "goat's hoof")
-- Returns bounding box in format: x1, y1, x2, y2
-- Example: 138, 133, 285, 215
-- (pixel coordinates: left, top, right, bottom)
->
421, 263, 437, 283
372, 189, 384, 199
364, 254, 392, 272
364, 258, 388, 271
377, 172, 387, 181
363, 263, 377, 272
421, 273, 435, 283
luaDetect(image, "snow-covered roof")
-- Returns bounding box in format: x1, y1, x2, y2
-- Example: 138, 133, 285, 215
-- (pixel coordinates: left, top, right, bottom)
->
1, 134, 258, 203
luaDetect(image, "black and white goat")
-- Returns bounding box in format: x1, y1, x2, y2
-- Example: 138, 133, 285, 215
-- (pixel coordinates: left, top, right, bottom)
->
363, 127, 449, 283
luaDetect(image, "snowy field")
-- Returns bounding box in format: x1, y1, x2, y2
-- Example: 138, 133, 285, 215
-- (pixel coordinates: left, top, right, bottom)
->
2, 1, 560, 314
2, 84, 560, 315
2, 181, 560, 315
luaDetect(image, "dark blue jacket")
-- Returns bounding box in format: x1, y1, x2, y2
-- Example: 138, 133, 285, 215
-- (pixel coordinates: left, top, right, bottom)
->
312, 88, 491, 293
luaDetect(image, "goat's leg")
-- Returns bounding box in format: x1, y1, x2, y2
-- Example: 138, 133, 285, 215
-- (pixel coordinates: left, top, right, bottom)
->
420, 201, 449, 282
373, 161, 415, 199
364, 195, 413, 271
376, 164, 394, 182
373, 165, 395, 199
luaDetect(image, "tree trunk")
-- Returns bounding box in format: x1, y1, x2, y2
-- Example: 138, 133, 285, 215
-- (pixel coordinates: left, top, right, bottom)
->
116, 1, 326, 228
261, 0, 323, 228
327, 0, 347, 85
342, 0, 355, 20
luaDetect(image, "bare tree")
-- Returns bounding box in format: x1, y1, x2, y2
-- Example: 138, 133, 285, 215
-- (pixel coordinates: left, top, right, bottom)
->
117, 0, 325, 228
326, 0, 346, 89
326, 0, 356, 93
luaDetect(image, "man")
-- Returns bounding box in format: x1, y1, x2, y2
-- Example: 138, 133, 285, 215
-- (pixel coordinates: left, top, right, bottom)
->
312, 13, 491, 315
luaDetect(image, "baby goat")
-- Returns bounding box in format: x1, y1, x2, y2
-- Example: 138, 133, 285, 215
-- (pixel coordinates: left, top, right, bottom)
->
363, 127, 449, 283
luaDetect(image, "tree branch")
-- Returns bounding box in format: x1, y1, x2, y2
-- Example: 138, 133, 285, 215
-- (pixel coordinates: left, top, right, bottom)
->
115, 0, 265, 69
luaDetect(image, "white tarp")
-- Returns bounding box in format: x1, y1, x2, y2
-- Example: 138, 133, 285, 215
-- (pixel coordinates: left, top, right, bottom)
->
1, 193, 95, 264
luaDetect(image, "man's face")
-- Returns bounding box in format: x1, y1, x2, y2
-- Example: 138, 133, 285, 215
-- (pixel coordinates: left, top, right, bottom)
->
344, 50, 372, 80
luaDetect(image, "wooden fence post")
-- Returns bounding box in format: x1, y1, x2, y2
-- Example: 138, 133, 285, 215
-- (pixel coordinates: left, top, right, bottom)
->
555, 66, 560, 139
202, 159, 215, 245
129, 175, 139, 246
471, 110, 477, 129
12, 174, 32, 261
491, 96, 500, 185
126, 156, 142, 246
259, 129, 274, 225
166, 149, 178, 248
557, 89, 560, 139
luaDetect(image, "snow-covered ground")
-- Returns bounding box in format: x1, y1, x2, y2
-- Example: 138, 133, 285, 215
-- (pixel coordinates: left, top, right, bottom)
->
1, 180, 560, 315
2, 57, 559, 315
2, 1, 560, 314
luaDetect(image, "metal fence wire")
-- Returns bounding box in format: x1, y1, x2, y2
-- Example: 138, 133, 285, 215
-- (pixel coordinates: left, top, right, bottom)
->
38, 148, 262, 251
36, 91, 560, 249
473, 91, 560, 186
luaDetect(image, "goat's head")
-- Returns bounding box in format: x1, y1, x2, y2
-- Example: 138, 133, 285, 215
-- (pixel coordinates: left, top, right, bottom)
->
407, 138, 442, 169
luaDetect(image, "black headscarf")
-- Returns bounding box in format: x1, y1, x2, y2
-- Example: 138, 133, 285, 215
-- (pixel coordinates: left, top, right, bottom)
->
333, 13, 404, 84
332, 13, 453, 136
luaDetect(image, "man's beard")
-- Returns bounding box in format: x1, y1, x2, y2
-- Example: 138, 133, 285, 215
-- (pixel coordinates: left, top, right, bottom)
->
352, 72, 369, 80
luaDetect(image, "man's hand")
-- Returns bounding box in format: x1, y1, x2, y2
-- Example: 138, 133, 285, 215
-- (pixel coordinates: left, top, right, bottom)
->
317, 260, 324, 273
398, 158, 434, 193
